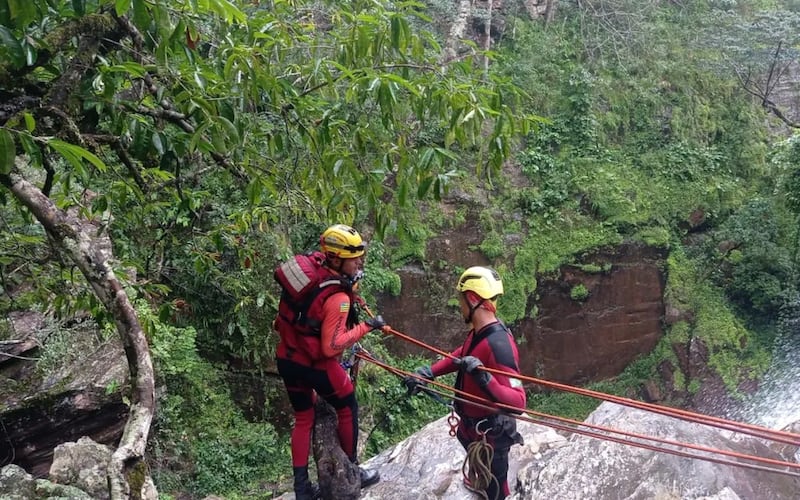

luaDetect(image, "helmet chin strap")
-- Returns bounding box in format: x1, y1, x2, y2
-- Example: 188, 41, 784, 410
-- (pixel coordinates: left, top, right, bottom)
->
326, 257, 345, 275
463, 293, 486, 324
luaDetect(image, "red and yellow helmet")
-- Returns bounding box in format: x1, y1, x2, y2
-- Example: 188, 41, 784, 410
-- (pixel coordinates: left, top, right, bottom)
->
320, 224, 366, 259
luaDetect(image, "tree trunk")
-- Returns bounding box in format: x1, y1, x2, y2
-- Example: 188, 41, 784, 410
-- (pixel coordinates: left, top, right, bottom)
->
545, 0, 557, 24
0, 172, 156, 499
443, 0, 473, 63
312, 399, 360, 500
484, 0, 493, 78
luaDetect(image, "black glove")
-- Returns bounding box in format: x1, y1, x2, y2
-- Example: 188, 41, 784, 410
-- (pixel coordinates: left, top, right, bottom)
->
403, 366, 433, 395
365, 315, 386, 331
456, 355, 492, 387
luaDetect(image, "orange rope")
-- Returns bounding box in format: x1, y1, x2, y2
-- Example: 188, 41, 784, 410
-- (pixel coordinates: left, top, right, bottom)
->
357, 350, 800, 478
383, 326, 800, 447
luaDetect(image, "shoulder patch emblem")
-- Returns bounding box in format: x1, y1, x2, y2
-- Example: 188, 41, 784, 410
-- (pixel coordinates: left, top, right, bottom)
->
339, 302, 350, 313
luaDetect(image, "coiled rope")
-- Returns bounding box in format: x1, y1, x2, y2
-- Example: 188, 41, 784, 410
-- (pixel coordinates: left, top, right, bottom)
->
463, 431, 494, 500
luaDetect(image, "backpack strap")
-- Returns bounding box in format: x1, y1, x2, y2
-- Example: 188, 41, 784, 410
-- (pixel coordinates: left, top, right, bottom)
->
291, 277, 351, 332
466, 321, 509, 355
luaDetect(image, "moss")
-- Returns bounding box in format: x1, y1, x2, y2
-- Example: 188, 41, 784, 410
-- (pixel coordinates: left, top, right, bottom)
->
126, 459, 149, 499
42, 13, 117, 52
478, 232, 504, 259
0, 317, 10, 340
665, 248, 772, 393
673, 369, 686, 391
634, 226, 671, 247
576, 263, 608, 273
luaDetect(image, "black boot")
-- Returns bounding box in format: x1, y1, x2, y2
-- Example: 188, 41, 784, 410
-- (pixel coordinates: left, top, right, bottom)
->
293, 466, 321, 500
358, 466, 380, 489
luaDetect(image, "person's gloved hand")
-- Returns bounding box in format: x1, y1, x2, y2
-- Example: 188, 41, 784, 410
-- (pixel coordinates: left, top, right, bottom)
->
455, 355, 492, 387
365, 315, 386, 331
403, 366, 433, 395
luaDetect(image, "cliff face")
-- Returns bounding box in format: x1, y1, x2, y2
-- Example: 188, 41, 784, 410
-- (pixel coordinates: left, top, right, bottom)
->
522, 244, 666, 384
376, 229, 667, 387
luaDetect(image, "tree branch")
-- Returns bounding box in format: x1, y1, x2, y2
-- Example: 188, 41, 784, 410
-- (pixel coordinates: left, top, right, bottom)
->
0, 171, 156, 500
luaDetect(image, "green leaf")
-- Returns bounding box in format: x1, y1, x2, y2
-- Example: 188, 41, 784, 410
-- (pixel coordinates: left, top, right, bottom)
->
210, 127, 227, 153
0, 26, 24, 68
105, 62, 148, 78
23, 112, 35, 132
246, 179, 262, 205
418, 147, 435, 170
17, 132, 41, 167
21, 40, 35, 65
72, 0, 84, 16
417, 175, 434, 199
390, 16, 401, 51
152, 132, 164, 155
0, 128, 15, 174
7, 0, 36, 26
48, 139, 107, 173
216, 116, 239, 146
207, 0, 246, 25
131, 0, 149, 30
0, 0, 10, 26
115, 0, 131, 16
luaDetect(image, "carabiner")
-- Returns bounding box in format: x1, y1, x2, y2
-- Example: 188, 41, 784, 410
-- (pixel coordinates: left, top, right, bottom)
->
475, 418, 489, 437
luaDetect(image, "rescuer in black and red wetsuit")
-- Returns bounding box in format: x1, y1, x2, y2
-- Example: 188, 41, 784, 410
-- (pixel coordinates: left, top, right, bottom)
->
405, 266, 526, 500
275, 224, 383, 500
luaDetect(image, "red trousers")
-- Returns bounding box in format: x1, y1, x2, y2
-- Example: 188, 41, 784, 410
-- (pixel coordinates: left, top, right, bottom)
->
277, 356, 359, 467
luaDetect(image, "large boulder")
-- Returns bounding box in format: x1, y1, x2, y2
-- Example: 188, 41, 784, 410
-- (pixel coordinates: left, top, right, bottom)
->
274, 414, 568, 500
276, 402, 798, 499
0, 464, 92, 500
0, 436, 157, 499
359, 417, 566, 500
516, 402, 800, 499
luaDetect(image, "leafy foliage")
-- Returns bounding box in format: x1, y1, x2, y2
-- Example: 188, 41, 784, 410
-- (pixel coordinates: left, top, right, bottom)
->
352, 342, 451, 457
141, 303, 285, 497
3, 1, 800, 498
665, 248, 772, 392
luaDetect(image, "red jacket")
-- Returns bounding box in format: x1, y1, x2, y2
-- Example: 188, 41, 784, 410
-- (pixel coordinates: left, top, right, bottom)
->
430, 321, 526, 418
275, 271, 370, 365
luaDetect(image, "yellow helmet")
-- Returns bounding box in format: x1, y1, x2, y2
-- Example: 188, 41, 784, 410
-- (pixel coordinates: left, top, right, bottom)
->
456, 266, 503, 301
320, 224, 366, 259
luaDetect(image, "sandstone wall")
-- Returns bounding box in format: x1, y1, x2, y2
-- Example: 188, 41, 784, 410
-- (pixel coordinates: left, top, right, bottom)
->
376, 233, 667, 387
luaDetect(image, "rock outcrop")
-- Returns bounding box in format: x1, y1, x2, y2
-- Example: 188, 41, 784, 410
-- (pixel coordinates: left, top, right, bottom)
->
316, 402, 799, 500
0, 436, 156, 499
0, 312, 129, 477
518, 402, 799, 500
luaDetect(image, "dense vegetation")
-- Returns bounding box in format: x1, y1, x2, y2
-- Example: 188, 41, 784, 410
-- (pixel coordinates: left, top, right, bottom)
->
2, 0, 800, 498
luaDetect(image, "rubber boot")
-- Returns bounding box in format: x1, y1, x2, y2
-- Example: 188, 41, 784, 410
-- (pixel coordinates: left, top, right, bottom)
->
358, 466, 380, 489
292, 466, 321, 500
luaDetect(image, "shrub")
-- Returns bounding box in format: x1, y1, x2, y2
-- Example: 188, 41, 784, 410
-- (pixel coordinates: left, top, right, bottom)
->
570, 283, 590, 301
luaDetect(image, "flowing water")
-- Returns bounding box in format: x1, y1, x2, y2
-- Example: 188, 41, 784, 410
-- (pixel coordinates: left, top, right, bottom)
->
726, 333, 800, 430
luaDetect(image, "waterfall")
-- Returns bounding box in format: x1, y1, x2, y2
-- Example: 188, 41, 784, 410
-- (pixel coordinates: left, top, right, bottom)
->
729, 332, 800, 430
